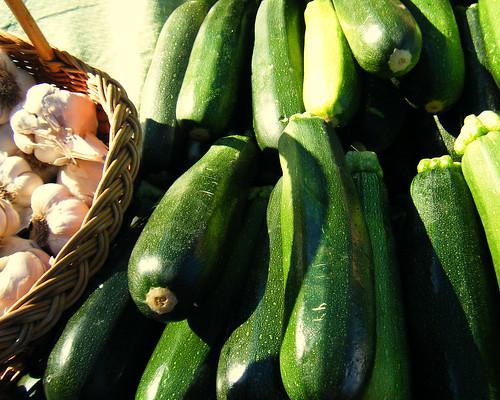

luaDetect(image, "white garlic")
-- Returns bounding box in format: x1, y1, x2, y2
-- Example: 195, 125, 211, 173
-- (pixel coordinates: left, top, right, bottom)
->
0, 154, 43, 229
0, 50, 36, 125
10, 83, 107, 166
57, 160, 103, 206
0, 236, 40, 258
0, 247, 50, 316
30, 183, 89, 255
0, 123, 20, 156
0, 199, 20, 238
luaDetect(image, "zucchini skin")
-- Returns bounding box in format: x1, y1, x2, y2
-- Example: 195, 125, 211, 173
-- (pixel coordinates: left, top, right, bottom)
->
455, 4, 500, 114
303, 0, 360, 127
396, 0, 465, 113
216, 180, 288, 400
408, 156, 500, 399
331, 0, 422, 79
176, 0, 255, 140
135, 187, 271, 400
278, 114, 375, 399
478, 0, 500, 87
346, 151, 411, 400
461, 131, 500, 286
139, 0, 215, 175
43, 216, 162, 400
251, 0, 305, 149
128, 135, 257, 321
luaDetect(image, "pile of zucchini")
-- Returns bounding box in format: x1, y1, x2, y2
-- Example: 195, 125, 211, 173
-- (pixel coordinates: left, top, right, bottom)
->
8, 0, 499, 398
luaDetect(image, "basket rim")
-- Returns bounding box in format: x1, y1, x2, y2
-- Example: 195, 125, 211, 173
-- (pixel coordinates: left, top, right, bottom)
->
0, 29, 142, 371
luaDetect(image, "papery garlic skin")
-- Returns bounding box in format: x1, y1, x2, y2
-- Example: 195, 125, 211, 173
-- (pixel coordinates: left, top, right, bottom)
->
0, 199, 20, 238
0, 123, 20, 156
0, 51, 36, 125
30, 183, 89, 255
0, 248, 50, 316
58, 160, 103, 206
10, 83, 107, 166
0, 236, 40, 257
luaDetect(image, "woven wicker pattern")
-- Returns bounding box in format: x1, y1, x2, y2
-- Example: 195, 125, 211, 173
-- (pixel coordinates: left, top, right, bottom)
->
0, 30, 142, 377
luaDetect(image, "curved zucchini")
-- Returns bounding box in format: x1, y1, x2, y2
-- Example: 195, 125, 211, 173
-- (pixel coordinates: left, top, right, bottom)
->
455, 111, 500, 286
128, 135, 257, 321
331, 0, 422, 79
139, 0, 215, 175
176, 0, 255, 140
43, 214, 162, 400
346, 151, 411, 400
303, 0, 360, 127
135, 187, 271, 400
396, 0, 465, 113
456, 4, 500, 114
216, 180, 288, 400
251, 0, 305, 149
409, 155, 500, 399
278, 114, 375, 399
478, 0, 500, 87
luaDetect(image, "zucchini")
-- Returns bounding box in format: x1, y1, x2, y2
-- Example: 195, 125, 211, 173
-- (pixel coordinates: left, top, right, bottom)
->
454, 111, 500, 286
408, 155, 500, 399
278, 114, 375, 399
345, 151, 411, 400
128, 135, 257, 322
331, 0, 422, 79
251, 0, 305, 149
136, 187, 272, 400
43, 215, 162, 399
176, 0, 255, 141
352, 73, 410, 152
302, 0, 360, 127
216, 180, 288, 400
395, 0, 465, 113
139, 0, 215, 175
478, 0, 500, 87
456, 4, 500, 114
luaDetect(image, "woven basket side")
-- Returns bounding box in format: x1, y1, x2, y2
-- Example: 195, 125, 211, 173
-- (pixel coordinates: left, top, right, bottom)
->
0, 30, 142, 372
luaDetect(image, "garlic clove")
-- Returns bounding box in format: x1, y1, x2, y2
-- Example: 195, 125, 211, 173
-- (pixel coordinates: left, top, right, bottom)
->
30, 183, 72, 215
58, 160, 103, 206
22, 83, 57, 116
11, 171, 44, 208
0, 155, 43, 208
0, 199, 20, 237
0, 249, 50, 315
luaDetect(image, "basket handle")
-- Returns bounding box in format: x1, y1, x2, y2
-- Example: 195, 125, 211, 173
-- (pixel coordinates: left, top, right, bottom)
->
4, 0, 54, 61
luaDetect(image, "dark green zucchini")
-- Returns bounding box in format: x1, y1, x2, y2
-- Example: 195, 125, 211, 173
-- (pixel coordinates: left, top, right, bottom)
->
346, 151, 411, 400
128, 135, 257, 322
43, 211, 162, 399
478, 0, 500, 87
278, 114, 375, 399
455, 4, 500, 114
139, 0, 216, 175
407, 155, 500, 399
395, 0, 465, 113
216, 180, 288, 400
176, 0, 255, 140
251, 0, 305, 149
135, 187, 272, 400
331, 0, 422, 79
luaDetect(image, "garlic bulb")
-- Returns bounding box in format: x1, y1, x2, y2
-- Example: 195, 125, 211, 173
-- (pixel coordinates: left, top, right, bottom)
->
57, 160, 103, 206
10, 83, 108, 166
0, 236, 41, 257
0, 50, 36, 124
0, 123, 19, 156
0, 247, 50, 316
0, 154, 43, 229
0, 199, 20, 238
30, 183, 89, 255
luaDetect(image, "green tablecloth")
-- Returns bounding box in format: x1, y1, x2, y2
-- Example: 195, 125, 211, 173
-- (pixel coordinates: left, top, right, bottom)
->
0, 0, 186, 109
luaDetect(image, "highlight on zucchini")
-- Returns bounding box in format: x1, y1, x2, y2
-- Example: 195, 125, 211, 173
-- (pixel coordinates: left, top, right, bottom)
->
454, 110, 500, 286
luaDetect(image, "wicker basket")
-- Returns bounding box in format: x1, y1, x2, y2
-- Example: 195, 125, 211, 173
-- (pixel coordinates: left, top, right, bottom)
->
0, 0, 142, 384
